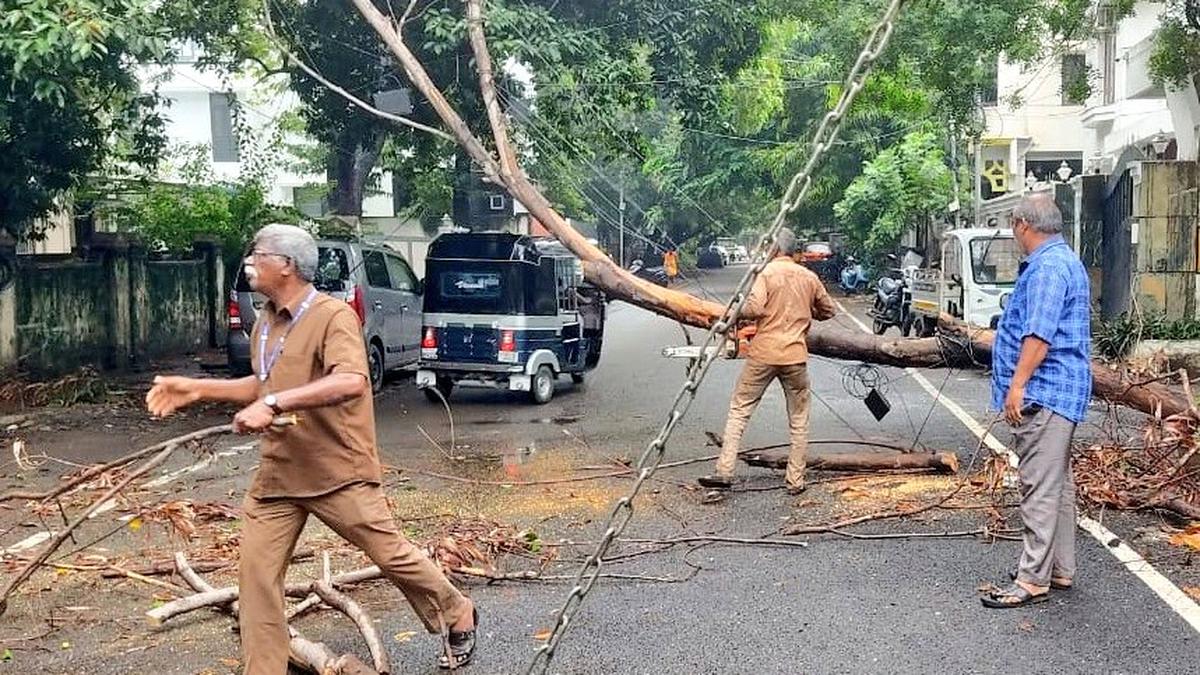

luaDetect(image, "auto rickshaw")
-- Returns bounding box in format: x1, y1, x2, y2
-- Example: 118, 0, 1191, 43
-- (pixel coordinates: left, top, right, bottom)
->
416, 233, 605, 404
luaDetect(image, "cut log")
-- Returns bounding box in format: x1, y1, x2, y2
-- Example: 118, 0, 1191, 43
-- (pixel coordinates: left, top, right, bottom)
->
742, 450, 959, 474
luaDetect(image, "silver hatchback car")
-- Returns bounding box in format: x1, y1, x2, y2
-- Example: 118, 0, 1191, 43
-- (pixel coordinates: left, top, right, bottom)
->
227, 239, 423, 391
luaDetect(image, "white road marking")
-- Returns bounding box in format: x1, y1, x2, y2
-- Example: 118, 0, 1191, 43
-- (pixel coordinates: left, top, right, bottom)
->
835, 299, 1200, 632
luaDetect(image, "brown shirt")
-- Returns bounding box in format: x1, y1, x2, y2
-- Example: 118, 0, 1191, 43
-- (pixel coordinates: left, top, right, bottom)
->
743, 256, 837, 365
248, 290, 382, 498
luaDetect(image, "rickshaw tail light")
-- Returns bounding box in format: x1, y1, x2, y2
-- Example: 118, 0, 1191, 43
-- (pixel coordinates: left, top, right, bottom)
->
499, 329, 516, 352
422, 327, 438, 349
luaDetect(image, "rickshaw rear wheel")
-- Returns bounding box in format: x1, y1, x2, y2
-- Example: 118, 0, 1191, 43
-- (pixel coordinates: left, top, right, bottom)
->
531, 366, 555, 404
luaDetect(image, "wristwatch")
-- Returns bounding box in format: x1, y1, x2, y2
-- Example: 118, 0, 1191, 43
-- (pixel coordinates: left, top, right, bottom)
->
263, 394, 284, 415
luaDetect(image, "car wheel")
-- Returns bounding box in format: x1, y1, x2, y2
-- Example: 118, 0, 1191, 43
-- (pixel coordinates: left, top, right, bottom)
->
368, 341, 385, 393
423, 376, 453, 403
531, 365, 555, 404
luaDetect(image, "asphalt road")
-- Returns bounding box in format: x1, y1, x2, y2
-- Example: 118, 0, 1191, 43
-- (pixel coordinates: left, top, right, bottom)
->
3, 265, 1197, 674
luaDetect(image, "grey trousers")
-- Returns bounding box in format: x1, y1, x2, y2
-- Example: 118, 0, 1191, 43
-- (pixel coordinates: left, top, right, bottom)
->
1012, 406, 1078, 586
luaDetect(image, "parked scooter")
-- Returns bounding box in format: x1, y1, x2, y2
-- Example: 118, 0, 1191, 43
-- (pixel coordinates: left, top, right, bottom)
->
839, 256, 870, 294
629, 259, 669, 287
869, 254, 914, 336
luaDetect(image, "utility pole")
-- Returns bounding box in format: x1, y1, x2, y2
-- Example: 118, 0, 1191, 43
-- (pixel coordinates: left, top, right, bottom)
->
618, 181, 626, 268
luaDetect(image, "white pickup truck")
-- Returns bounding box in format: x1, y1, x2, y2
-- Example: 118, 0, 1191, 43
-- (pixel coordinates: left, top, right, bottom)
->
909, 228, 1020, 335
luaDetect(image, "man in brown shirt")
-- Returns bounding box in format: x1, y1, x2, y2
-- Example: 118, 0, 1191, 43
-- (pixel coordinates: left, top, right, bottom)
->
699, 228, 837, 494
146, 224, 477, 672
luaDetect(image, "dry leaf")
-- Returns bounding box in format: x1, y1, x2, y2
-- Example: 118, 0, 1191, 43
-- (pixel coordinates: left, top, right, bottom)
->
1169, 526, 1200, 552
219, 657, 240, 668
1184, 586, 1200, 602
393, 631, 418, 643
532, 628, 553, 641
127, 517, 143, 532
1017, 619, 1035, 633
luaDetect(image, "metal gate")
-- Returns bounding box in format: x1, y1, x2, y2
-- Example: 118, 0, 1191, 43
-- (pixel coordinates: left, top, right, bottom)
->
1100, 167, 1134, 320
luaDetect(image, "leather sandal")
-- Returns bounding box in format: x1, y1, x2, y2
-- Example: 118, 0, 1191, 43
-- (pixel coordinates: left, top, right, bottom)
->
981, 584, 1049, 609
438, 606, 478, 669
1009, 567, 1073, 590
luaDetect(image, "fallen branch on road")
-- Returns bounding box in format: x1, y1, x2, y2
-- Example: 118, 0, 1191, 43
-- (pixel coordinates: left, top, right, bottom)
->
0, 423, 235, 503
742, 449, 960, 474
0, 419, 294, 618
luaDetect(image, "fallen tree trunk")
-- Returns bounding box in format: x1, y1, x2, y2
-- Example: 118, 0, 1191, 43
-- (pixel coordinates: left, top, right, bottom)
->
348, 0, 1192, 423
939, 320, 1192, 419
742, 450, 960, 474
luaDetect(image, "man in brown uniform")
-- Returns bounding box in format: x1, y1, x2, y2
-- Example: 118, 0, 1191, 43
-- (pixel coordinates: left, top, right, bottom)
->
146, 224, 477, 672
699, 229, 837, 494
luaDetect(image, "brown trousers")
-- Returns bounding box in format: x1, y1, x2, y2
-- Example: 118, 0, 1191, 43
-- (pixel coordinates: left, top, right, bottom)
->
239, 481, 470, 674
715, 360, 811, 487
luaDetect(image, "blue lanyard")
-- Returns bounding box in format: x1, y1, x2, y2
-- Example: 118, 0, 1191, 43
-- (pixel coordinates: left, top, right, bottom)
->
258, 288, 319, 382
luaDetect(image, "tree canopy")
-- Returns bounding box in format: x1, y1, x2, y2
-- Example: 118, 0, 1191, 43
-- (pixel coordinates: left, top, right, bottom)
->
0, 0, 169, 239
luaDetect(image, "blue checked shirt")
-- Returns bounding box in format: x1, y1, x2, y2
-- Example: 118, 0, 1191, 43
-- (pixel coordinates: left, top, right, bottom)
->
991, 236, 1092, 423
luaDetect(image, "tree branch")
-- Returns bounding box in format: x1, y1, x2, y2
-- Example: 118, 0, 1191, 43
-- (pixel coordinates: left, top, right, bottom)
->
261, 0, 453, 142
465, 0, 518, 180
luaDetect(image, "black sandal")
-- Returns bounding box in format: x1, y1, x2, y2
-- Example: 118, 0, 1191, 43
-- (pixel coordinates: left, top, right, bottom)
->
981, 584, 1049, 609
1009, 567, 1073, 590
438, 607, 478, 669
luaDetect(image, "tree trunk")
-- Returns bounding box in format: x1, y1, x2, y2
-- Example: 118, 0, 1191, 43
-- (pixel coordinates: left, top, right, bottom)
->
938, 320, 1191, 419
742, 449, 960, 474
329, 129, 386, 216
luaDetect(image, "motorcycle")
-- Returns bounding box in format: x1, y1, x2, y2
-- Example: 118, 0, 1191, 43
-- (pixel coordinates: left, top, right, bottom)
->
839, 256, 869, 294
869, 254, 915, 336
628, 259, 669, 287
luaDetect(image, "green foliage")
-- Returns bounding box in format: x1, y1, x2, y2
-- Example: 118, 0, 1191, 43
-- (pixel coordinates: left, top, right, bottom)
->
1149, 2, 1200, 89
0, 0, 170, 238
1095, 312, 1200, 360
113, 179, 299, 258
833, 130, 956, 253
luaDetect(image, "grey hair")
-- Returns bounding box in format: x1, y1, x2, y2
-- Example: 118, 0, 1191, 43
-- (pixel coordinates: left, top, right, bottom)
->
254, 223, 318, 281
1012, 193, 1063, 234
774, 228, 798, 256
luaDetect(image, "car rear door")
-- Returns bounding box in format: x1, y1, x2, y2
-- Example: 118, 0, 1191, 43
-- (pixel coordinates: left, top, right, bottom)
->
360, 248, 404, 368
383, 252, 422, 361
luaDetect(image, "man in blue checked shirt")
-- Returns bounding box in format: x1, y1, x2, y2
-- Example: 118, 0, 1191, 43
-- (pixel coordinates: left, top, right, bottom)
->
983, 193, 1092, 609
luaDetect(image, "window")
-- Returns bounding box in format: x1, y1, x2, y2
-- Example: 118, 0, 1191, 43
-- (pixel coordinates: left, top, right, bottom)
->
384, 254, 418, 292
488, 194, 506, 211
362, 250, 391, 288
440, 271, 502, 299
979, 60, 998, 106
1061, 54, 1088, 106
970, 236, 1021, 285
314, 247, 351, 292
209, 93, 240, 162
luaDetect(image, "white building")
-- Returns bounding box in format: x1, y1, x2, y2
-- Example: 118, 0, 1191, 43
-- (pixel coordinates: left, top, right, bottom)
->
145, 44, 399, 218
976, 46, 1089, 208
1079, 1, 1184, 170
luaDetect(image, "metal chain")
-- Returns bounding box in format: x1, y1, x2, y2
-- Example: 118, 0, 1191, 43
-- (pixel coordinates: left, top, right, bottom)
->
524, 2, 907, 671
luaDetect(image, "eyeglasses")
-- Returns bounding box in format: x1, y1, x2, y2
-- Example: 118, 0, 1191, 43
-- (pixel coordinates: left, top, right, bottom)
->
245, 249, 292, 263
